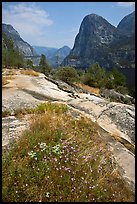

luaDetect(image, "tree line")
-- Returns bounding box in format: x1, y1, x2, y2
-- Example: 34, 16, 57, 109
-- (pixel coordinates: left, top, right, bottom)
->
2, 33, 134, 98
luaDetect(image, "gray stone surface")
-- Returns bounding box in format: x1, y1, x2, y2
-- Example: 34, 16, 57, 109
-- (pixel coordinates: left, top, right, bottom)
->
2, 69, 135, 194
100, 88, 135, 105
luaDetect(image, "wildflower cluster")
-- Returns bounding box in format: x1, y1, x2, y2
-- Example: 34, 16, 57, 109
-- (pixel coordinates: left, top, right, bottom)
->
27, 140, 108, 202
3, 112, 134, 202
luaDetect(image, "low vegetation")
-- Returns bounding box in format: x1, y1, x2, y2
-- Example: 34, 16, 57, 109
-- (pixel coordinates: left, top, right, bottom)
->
52, 63, 133, 98
111, 133, 135, 154
2, 33, 24, 68
81, 63, 107, 88
2, 103, 68, 118
2, 103, 134, 202
20, 69, 39, 77
37, 54, 52, 76
4, 69, 17, 75
2, 75, 15, 86
2, 110, 11, 117
75, 82, 100, 95
53, 66, 79, 85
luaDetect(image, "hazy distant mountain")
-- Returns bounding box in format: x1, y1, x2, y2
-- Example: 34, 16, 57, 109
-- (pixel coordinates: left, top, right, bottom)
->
62, 12, 135, 69
33, 45, 71, 67
33, 46, 58, 59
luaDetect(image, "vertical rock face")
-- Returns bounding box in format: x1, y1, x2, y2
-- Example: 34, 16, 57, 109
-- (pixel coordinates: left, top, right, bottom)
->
117, 11, 135, 35
2, 23, 40, 65
62, 12, 135, 69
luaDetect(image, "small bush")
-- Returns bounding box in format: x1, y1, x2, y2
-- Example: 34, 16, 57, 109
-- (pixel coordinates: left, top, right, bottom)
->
107, 68, 126, 88
82, 63, 106, 88
115, 86, 129, 95
129, 87, 135, 98
54, 66, 79, 84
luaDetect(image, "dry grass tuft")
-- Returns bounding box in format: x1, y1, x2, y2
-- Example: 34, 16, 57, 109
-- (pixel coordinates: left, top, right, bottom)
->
75, 83, 100, 96
2, 76, 15, 86
5, 70, 17, 75
111, 133, 135, 154
20, 69, 39, 76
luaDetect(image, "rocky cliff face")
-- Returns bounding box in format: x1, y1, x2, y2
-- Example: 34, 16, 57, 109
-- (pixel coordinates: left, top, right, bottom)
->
2, 24, 40, 65
117, 11, 135, 35
62, 12, 135, 69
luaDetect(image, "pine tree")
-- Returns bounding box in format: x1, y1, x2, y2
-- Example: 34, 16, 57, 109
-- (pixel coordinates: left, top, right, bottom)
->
26, 59, 34, 68
39, 54, 51, 75
2, 33, 24, 68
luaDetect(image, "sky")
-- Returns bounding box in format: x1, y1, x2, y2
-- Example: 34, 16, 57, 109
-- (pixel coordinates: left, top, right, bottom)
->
2, 2, 135, 49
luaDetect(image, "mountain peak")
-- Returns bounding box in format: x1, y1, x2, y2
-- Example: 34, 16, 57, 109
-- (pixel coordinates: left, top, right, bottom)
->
61, 45, 70, 49
2, 23, 39, 65
2, 23, 20, 38
117, 11, 135, 34
62, 12, 135, 69
86, 13, 99, 17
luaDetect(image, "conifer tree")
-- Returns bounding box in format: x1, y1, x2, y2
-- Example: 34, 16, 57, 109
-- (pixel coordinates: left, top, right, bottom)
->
39, 54, 51, 75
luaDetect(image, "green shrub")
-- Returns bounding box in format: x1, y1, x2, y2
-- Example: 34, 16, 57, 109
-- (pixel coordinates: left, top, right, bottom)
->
129, 87, 135, 98
82, 63, 106, 88
81, 64, 127, 94
109, 68, 126, 88
54, 66, 79, 84
122, 97, 130, 104
115, 86, 129, 95
25, 59, 34, 69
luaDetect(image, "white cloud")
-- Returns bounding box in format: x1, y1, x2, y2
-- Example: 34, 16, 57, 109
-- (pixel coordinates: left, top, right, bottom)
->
2, 3, 53, 45
117, 2, 135, 7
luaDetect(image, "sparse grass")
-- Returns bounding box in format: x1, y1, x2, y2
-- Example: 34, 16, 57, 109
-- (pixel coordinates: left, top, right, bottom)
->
20, 69, 39, 76
2, 103, 134, 202
35, 102, 68, 114
2, 76, 15, 86
75, 83, 100, 96
14, 108, 36, 117
2, 110, 11, 117
2, 103, 68, 118
5, 70, 17, 75
2, 77, 9, 86
111, 133, 135, 154
2, 108, 34, 118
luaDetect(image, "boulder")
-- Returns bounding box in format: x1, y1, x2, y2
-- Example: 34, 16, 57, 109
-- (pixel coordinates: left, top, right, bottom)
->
100, 88, 134, 104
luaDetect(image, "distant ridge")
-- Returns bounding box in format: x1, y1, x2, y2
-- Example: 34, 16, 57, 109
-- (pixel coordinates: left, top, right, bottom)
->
62, 12, 135, 70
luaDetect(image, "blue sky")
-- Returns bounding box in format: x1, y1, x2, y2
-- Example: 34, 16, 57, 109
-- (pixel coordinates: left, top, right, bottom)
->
2, 2, 135, 48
